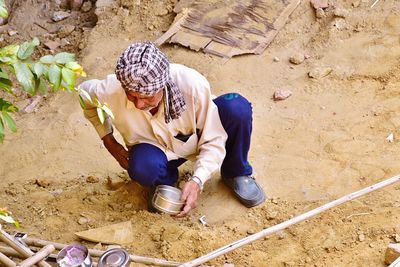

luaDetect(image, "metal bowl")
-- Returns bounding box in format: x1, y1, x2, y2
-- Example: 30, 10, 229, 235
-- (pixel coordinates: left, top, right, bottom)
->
56, 244, 92, 267
152, 185, 185, 215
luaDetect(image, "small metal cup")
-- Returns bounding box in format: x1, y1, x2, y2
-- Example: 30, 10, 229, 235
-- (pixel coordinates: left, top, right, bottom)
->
56, 244, 92, 267
98, 248, 130, 267
152, 185, 185, 215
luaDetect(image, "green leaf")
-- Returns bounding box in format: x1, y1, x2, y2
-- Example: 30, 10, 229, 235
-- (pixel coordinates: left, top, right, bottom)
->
37, 78, 48, 95
0, 214, 16, 224
97, 107, 105, 124
17, 38, 39, 60
0, 6, 7, 18
101, 104, 114, 119
78, 88, 92, 103
55, 52, 75, 64
0, 115, 4, 135
61, 67, 76, 87
32, 37, 40, 46
40, 55, 54, 64
2, 111, 17, 132
0, 77, 12, 92
65, 61, 82, 71
48, 65, 61, 91
13, 62, 35, 95
78, 95, 86, 109
0, 99, 18, 112
0, 44, 19, 57
33, 63, 46, 77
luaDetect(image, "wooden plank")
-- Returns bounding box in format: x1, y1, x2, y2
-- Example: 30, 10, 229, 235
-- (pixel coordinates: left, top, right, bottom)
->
154, 10, 189, 46
203, 41, 249, 58
170, 30, 212, 51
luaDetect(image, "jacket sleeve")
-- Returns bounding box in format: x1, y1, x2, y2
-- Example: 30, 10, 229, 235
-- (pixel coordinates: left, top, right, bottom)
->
191, 77, 228, 185
78, 79, 113, 139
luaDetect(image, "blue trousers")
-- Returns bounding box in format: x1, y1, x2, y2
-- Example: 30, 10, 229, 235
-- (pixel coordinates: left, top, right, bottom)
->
128, 93, 253, 187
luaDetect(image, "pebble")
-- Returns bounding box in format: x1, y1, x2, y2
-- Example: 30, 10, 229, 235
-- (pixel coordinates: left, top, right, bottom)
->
44, 40, 61, 51
35, 178, 52, 188
52, 11, 71, 22
81, 1, 92, 12
394, 234, 400, 243
369, 243, 374, 248
69, 0, 83, 10
310, 0, 329, 9
273, 89, 293, 101
358, 233, 365, 242
78, 216, 89, 225
308, 67, 332, 79
267, 211, 278, 220
8, 30, 18, 36
86, 175, 99, 183
273, 57, 280, 62
247, 229, 256, 235
124, 203, 133, 209
289, 53, 305, 65
271, 198, 278, 204
352, 0, 360, 7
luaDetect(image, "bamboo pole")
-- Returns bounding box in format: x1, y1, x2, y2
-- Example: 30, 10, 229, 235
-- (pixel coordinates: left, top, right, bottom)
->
180, 174, 400, 267
0, 226, 51, 267
24, 237, 181, 267
0, 251, 16, 267
18, 245, 55, 267
389, 257, 400, 267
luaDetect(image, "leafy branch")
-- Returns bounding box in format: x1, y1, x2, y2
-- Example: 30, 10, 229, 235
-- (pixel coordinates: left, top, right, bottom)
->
0, 208, 19, 228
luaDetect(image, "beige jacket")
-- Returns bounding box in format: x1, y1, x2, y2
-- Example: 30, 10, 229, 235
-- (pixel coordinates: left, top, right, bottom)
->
78, 63, 227, 184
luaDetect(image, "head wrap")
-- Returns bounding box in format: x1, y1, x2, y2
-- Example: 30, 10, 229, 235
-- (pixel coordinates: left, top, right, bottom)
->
115, 41, 186, 123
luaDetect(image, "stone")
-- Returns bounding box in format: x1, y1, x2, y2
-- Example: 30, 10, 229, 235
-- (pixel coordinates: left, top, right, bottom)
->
283, 261, 296, 267
385, 243, 400, 265
308, 67, 332, 79
96, 0, 115, 8
69, 0, 83, 10
267, 211, 278, 220
124, 203, 133, 209
247, 229, 256, 235
310, 0, 329, 9
81, 1, 93, 12
394, 234, 400, 243
35, 178, 52, 188
8, 30, 18, 36
358, 233, 365, 242
334, 8, 349, 18
52, 11, 71, 22
78, 216, 89, 225
289, 53, 305, 65
352, 0, 361, 7
58, 25, 75, 38
273, 89, 293, 101
86, 175, 99, 183
273, 57, 280, 62
44, 41, 61, 51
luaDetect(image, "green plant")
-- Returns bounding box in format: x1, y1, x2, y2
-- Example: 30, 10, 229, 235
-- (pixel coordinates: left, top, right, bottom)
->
0, 2, 112, 143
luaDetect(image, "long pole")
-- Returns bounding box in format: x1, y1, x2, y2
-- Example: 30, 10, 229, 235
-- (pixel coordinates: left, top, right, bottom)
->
0, 251, 16, 267
180, 174, 400, 267
18, 244, 55, 267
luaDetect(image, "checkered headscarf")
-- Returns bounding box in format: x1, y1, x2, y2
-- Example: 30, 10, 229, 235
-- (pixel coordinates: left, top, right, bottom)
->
115, 41, 186, 123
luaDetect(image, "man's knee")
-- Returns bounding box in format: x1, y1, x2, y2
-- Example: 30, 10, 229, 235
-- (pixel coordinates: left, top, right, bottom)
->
128, 143, 167, 187
216, 93, 252, 123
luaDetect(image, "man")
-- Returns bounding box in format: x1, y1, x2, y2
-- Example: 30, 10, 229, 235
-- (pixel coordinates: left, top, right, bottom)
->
79, 42, 266, 216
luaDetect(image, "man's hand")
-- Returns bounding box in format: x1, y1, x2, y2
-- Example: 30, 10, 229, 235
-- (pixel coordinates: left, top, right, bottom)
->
102, 133, 129, 170
177, 180, 201, 217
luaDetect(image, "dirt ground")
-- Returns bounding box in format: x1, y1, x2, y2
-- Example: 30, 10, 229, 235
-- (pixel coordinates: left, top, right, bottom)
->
0, 0, 400, 266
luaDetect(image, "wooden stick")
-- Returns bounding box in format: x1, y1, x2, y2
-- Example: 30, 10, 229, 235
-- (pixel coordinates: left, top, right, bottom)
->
18, 245, 55, 267
24, 237, 181, 266
0, 251, 16, 267
0, 227, 51, 267
180, 174, 400, 267
370, 0, 380, 8
0, 245, 57, 260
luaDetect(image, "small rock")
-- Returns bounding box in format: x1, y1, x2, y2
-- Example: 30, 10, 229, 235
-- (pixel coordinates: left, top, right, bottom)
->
334, 8, 349, 18
283, 261, 296, 267
96, 0, 115, 8
78, 216, 89, 225
223, 264, 235, 267
44, 40, 61, 51
0, 17, 7, 26
35, 178, 52, 188
315, 8, 325, 18
271, 198, 278, 204
267, 211, 278, 220
289, 53, 305, 65
69, 0, 83, 10
124, 203, 133, 209
352, 0, 360, 7
369, 243, 374, 248
394, 234, 400, 243
273, 56, 280, 62
8, 30, 18, 36
310, 0, 329, 9
304, 53, 311, 59
78, 43, 85, 50
81, 1, 93, 12
358, 233, 365, 242
58, 25, 75, 38
247, 229, 256, 235
52, 11, 71, 22
50, 188, 64, 195
308, 67, 332, 79
273, 89, 293, 101
156, 8, 169, 16
93, 243, 103, 250
86, 175, 99, 183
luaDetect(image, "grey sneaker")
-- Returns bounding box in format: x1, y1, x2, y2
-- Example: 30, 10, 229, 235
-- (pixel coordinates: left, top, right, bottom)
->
222, 175, 266, 208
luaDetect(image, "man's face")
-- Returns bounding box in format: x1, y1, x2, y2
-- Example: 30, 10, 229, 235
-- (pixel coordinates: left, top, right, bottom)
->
125, 89, 164, 111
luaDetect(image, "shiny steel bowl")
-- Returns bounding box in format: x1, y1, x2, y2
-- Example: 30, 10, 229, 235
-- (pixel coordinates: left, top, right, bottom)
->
152, 185, 185, 215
